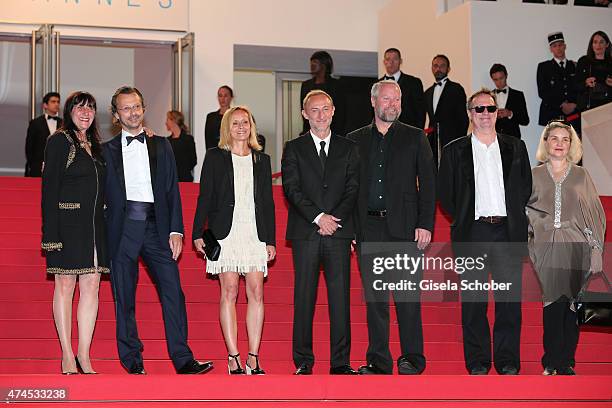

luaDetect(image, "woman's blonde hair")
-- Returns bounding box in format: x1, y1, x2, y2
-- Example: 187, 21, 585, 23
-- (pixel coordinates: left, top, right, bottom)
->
535, 121, 582, 163
218, 106, 262, 151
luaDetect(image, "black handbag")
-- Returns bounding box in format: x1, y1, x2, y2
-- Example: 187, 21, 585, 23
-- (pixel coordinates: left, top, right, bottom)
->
202, 229, 221, 261
576, 272, 612, 327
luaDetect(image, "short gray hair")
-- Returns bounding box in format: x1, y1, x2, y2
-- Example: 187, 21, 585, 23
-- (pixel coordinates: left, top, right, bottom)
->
371, 80, 402, 99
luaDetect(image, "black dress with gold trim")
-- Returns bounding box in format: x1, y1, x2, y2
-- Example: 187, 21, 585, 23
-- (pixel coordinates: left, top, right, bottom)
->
41, 131, 109, 275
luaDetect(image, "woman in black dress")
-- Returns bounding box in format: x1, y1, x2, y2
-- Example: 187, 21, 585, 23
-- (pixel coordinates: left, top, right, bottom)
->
576, 30, 612, 112
166, 110, 197, 182
204, 85, 233, 150
41, 91, 108, 375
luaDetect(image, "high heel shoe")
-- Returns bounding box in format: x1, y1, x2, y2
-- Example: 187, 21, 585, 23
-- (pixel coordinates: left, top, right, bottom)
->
227, 353, 245, 375
245, 352, 265, 375
75, 357, 98, 375
61, 359, 78, 375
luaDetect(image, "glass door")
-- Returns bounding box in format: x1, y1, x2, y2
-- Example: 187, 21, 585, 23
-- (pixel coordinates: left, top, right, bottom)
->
30, 24, 59, 119
172, 32, 194, 131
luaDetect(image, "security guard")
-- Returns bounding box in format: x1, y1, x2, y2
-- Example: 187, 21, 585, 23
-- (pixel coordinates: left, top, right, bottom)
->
536, 32, 579, 128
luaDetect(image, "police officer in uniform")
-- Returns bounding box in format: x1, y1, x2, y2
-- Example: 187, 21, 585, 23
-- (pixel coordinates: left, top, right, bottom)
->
536, 32, 579, 129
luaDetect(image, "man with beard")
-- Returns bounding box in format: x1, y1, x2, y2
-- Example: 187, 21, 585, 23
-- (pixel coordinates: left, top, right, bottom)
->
103, 86, 213, 375
347, 80, 436, 375
424, 54, 469, 165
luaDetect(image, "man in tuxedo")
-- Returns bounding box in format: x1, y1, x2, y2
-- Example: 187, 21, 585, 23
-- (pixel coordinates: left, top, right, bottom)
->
282, 90, 359, 375
25, 92, 61, 177
536, 32, 579, 127
380, 48, 426, 129
348, 80, 435, 375
103, 86, 213, 375
424, 55, 469, 165
438, 88, 531, 376
489, 63, 530, 138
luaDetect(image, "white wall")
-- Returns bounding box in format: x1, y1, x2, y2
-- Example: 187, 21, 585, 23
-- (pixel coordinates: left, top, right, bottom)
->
470, 1, 612, 163
189, 0, 390, 180
233, 70, 277, 170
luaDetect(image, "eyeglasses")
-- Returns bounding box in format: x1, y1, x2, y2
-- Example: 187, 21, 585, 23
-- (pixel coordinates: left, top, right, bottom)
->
470, 105, 497, 113
117, 104, 143, 113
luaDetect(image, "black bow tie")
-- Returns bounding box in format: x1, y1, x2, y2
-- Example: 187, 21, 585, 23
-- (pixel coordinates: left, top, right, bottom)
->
435, 81, 444, 87
126, 133, 145, 146
48, 116, 60, 121
495, 89, 507, 94
383, 75, 395, 81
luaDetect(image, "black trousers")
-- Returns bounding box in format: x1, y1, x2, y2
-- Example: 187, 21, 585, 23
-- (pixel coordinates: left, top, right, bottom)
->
358, 216, 425, 374
460, 220, 523, 373
542, 296, 579, 370
292, 236, 352, 368
110, 216, 193, 371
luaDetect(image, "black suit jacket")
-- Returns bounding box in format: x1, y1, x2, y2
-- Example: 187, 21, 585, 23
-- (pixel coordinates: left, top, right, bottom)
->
495, 88, 529, 138
536, 59, 578, 125
347, 122, 436, 241
191, 148, 275, 246
102, 134, 184, 259
424, 79, 469, 148
379, 72, 426, 129
282, 133, 359, 240
25, 115, 62, 177
437, 133, 532, 243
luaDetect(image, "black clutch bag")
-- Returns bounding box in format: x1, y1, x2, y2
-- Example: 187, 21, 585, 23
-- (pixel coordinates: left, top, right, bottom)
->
202, 229, 221, 261
576, 272, 612, 327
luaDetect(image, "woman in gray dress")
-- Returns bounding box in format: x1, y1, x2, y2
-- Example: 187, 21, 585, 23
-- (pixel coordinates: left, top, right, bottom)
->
527, 121, 606, 376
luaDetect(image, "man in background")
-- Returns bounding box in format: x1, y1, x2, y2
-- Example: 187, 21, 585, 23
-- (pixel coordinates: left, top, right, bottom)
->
25, 92, 61, 177
490, 63, 530, 138
380, 48, 426, 129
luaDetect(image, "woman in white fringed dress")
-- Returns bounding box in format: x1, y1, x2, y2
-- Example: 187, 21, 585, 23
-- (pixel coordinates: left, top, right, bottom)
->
193, 106, 276, 375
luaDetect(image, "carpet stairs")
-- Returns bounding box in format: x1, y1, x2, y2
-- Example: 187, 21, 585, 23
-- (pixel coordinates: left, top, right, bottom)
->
0, 176, 611, 406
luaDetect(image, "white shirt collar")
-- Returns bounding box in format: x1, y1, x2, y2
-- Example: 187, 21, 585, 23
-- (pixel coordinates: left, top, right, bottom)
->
387, 71, 400, 81
553, 57, 567, 65
310, 130, 332, 150
471, 132, 498, 148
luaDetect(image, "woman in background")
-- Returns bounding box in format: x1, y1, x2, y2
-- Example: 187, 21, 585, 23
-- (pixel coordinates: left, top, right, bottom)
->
166, 110, 197, 182
204, 85, 233, 150
576, 30, 612, 111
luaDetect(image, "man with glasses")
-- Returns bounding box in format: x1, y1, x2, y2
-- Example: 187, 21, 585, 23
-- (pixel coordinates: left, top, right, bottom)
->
438, 88, 531, 376
103, 86, 213, 375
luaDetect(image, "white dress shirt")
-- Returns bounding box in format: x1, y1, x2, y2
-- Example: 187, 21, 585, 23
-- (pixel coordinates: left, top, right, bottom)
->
121, 128, 154, 203
311, 131, 331, 225
495, 86, 509, 110
433, 77, 448, 114
471, 134, 507, 220
45, 113, 58, 135
553, 57, 567, 68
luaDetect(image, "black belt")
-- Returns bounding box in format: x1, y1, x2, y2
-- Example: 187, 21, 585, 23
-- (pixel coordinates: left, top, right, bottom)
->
367, 210, 387, 217
477, 216, 506, 224
126, 201, 155, 221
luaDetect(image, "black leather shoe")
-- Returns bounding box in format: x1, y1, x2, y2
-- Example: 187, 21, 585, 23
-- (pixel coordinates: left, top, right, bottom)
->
177, 359, 214, 374
469, 365, 489, 375
294, 363, 312, 375
397, 358, 421, 375
128, 364, 146, 375
499, 365, 519, 375
358, 364, 389, 375
329, 365, 358, 375
557, 366, 576, 375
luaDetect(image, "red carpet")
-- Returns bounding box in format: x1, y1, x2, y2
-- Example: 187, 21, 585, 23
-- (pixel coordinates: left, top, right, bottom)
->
0, 176, 611, 406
